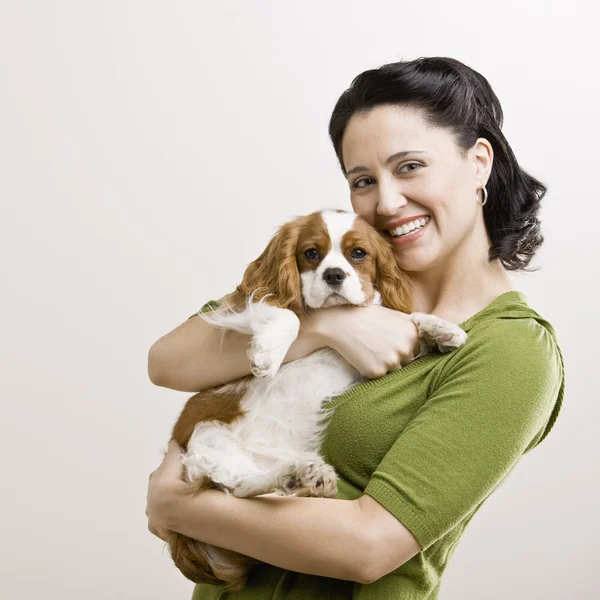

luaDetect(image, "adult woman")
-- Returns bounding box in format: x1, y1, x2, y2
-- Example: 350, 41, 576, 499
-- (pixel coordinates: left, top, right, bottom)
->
146, 57, 564, 599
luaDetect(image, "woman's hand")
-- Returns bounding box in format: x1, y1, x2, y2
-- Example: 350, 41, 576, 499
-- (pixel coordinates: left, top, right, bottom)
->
307, 304, 420, 378
146, 440, 189, 542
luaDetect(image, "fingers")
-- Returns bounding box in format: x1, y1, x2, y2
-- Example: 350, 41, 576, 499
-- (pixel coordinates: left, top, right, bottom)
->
163, 439, 184, 459
148, 521, 168, 542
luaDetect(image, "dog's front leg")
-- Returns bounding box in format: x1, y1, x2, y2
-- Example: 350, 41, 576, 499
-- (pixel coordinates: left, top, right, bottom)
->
246, 303, 300, 378
409, 312, 468, 354
201, 300, 301, 378
199, 300, 300, 377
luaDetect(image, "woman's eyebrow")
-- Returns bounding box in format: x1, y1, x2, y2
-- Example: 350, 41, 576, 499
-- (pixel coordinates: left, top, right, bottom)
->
345, 150, 426, 176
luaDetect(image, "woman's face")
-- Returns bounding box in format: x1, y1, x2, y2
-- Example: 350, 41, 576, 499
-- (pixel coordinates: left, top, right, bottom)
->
341, 105, 491, 273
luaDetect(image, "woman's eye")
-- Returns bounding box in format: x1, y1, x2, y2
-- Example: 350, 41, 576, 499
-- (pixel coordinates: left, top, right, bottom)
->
352, 177, 374, 189
304, 248, 320, 260
398, 162, 422, 174
350, 248, 367, 260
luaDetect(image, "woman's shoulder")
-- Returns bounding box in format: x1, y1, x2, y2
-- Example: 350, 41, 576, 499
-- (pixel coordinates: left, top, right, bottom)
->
435, 290, 565, 447
448, 290, 561, 370
459, 290, 561, 352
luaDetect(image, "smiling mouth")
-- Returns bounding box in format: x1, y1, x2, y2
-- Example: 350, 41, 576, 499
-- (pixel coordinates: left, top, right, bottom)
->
384, 216, 431, 238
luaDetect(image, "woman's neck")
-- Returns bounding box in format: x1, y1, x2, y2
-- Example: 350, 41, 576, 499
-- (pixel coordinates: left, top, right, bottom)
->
406, 244, 515, 325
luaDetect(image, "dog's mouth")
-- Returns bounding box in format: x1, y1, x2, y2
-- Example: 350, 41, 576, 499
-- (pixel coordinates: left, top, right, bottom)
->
321, 292, 353, 307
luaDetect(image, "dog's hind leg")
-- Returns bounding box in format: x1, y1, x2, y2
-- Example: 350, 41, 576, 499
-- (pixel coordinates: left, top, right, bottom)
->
181, 421, 259, 491
233, 453, 338, 499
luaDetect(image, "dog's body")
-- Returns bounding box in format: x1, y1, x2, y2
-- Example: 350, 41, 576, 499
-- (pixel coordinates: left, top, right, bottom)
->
166, 209, 467, 589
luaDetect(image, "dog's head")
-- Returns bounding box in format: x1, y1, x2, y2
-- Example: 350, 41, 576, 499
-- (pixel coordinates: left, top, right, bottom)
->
235, 209, 412, 315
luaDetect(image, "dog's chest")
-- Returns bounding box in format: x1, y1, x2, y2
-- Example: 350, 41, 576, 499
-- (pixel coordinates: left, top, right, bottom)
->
234, 348, 361, 452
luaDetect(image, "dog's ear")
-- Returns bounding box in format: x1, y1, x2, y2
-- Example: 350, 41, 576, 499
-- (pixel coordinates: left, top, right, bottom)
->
237, 219, 303, 314
372, 232, 412, 313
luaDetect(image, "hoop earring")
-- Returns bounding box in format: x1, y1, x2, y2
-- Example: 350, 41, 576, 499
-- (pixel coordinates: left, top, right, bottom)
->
476, 186, 488, 207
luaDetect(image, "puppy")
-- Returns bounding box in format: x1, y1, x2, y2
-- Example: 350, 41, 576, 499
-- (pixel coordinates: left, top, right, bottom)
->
165, 209, 467, 589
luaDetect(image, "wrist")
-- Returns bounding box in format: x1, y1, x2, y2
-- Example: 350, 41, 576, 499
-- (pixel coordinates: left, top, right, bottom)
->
308, 306, 353, 351
164, 488, 184, 534
284, 311, 327, 362
302, 311, 328, 349
166, 482, 208, 534
301, 307, 345, 351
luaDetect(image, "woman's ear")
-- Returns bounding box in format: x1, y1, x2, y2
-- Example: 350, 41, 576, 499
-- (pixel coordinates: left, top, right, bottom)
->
237, 219, 303, 314
373, 233, 412, 313
473, 137, 494, 188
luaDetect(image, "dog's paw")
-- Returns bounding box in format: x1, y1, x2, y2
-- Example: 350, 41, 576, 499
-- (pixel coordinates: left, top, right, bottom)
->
410, 312, 468, 353
437, 325, 468, 352
247, 311, 300, 378
247, 338, 286, 378
278, 457, 338, 498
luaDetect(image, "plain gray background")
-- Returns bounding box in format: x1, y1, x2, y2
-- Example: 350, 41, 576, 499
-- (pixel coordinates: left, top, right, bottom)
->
1, 1, 597, 598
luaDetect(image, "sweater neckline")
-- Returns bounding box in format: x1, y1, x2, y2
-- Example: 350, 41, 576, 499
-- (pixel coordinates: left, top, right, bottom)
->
458, 290, 528, 330
324, 290, 529, 410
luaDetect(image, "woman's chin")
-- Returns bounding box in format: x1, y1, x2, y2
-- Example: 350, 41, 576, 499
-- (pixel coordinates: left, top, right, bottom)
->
393, 249, 438, 273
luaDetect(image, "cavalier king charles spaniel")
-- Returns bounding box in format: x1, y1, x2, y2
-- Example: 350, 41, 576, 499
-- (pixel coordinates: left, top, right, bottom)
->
165, 209, 467, 589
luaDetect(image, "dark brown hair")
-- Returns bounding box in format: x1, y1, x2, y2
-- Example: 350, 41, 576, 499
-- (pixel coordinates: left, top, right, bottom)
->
328, 57, 546, 271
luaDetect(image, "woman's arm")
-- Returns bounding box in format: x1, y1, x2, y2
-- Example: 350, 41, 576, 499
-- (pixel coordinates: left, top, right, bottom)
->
170, 489, 367, 582
148, 445, 421, 582
163, 487, 420, 584
148, 305, 419, 392
147, 313, 323, 392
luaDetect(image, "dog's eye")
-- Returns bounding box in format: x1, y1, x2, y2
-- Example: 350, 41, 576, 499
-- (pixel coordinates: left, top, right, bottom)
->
350, 248, 367, 260
304, 248, 320, 260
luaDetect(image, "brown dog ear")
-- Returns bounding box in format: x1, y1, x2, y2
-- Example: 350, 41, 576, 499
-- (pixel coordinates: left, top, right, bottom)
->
236, 219, 304, 314
373, 232, 413, 313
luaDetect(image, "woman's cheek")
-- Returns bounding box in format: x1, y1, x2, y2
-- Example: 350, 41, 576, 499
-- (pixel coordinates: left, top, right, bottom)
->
351, 199, 376, 225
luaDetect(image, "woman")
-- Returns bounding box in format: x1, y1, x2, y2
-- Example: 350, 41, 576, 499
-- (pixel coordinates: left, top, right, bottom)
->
146, 57, 565, 599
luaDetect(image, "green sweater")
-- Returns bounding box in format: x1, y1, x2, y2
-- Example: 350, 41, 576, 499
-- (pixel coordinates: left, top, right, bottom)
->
187, 291, 565, 599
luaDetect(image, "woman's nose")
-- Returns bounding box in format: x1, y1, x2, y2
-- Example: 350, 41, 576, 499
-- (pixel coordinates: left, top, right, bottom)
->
376, 185, 408, 216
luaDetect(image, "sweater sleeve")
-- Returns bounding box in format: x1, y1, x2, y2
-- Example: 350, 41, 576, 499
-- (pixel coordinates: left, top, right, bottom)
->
363, 318, 564, 551
187, 299, 221, 321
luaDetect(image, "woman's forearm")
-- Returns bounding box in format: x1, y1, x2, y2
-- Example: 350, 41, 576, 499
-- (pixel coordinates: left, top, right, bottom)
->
148, 317, 256, 392
148, 314, 323, 392
167, 489, 372, 583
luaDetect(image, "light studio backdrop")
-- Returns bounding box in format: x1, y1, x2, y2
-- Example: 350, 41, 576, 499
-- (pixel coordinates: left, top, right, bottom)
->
1, 1, 597, 599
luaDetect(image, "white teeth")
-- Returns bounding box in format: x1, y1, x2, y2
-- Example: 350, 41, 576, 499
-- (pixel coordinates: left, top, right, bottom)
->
389, 216, 430, 237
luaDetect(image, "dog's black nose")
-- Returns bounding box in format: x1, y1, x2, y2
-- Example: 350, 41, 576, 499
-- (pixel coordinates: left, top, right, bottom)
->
323, 268, 346, 286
